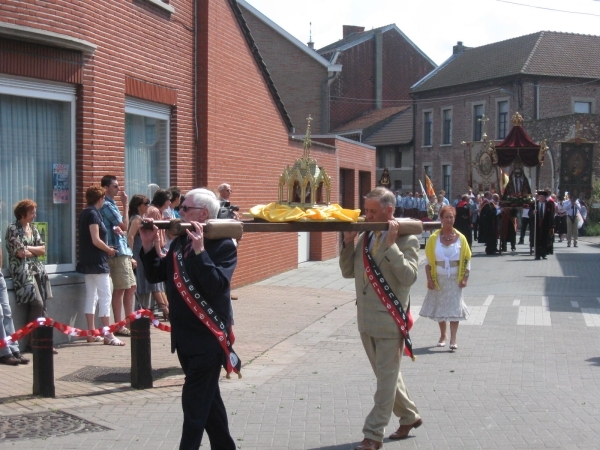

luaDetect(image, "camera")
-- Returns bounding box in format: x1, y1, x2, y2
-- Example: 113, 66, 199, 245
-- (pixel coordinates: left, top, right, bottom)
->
217, 200, 239, 219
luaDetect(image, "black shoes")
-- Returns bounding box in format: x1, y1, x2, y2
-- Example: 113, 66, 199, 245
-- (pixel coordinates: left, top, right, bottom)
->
12, 352, 30, 364
0, 354, 20, 366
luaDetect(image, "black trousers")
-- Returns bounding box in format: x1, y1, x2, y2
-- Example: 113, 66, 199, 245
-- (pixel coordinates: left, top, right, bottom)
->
520, 217, 530, 242
177, 351, 235, 450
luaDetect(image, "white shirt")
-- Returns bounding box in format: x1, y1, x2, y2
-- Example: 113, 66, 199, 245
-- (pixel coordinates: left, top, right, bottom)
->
562, 199, 581, 217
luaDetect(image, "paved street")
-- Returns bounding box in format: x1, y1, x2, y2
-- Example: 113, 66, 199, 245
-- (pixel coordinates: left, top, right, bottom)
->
1, 236, 600, 449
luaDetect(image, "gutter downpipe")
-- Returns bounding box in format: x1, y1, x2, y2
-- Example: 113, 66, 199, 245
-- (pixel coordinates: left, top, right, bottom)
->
321, 72, 338, 134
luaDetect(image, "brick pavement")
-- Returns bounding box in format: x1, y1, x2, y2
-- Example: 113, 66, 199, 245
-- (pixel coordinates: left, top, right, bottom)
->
1, 236, 600, 448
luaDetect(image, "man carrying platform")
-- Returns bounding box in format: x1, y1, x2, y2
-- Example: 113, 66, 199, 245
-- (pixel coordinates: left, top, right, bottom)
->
340, 187, 421, 450
140, 188, 239, 450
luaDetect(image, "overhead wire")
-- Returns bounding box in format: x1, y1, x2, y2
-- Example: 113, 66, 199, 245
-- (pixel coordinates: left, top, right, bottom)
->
496, 0, 600, 17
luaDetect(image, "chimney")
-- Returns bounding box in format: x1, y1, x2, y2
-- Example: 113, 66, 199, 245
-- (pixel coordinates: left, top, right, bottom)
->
343, 25, 365, 38
453, 41, 466, 55
307, 40, 314, 49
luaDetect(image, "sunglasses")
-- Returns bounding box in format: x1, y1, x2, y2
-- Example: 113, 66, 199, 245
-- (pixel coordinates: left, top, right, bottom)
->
180, 205, 204, 213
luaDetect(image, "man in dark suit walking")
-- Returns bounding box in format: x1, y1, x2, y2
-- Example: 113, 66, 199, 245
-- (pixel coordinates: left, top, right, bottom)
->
140, 188, 237, 450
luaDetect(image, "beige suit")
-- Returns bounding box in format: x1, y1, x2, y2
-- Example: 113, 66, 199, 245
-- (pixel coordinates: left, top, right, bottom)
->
340, 231, 421, 442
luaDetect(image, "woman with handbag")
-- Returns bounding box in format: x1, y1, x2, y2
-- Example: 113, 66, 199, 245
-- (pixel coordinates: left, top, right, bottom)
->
5, 199, 56, 353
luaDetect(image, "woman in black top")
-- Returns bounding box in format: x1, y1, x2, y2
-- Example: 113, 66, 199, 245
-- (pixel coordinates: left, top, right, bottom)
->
76, 186, 124, 346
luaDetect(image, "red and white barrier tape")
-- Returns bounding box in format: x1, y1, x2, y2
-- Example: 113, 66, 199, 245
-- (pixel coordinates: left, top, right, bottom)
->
0, 309, 170, 349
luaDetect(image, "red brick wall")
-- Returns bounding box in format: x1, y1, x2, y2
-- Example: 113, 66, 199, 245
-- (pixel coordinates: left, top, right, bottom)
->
0, 0, 196, 210
324, 29, 435, 130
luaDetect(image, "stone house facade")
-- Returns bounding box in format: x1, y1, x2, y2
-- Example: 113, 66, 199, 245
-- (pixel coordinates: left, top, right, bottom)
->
411, 32, 600, 200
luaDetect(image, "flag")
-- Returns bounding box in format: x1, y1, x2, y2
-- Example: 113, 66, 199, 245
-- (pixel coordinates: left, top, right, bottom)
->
425, 174, 435, 197
419, 180, 429, 205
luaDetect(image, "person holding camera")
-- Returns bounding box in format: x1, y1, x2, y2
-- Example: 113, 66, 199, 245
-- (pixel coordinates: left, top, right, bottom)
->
217, 183, 239, 302
217, 183, 240, 220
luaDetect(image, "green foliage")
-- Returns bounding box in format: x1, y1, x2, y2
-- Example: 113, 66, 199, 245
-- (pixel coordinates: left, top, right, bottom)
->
584, 222, 600, 236
589, 180, 600, 224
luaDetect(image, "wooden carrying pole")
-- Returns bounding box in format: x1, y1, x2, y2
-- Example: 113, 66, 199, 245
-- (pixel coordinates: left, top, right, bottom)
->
144, 219, 440, 240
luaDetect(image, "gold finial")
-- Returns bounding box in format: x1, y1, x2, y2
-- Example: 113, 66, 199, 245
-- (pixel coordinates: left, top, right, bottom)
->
478, 114, 490, 141
303, 115, 313, 160
511, 112, 524, 126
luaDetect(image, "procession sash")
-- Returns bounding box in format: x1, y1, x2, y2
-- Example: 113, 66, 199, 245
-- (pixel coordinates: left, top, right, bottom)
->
363, 232, 416, 361
172, 241, 242, 378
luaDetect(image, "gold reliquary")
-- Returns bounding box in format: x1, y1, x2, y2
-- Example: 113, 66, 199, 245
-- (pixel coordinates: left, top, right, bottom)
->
278, 115, 331, 208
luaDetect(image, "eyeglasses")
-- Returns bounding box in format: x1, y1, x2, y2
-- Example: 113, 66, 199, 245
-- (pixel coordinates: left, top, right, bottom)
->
144, 201, 151, 205
180, 205, 204, 213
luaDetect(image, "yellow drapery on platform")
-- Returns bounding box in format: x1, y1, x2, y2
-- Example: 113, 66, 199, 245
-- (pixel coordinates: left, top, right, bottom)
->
249, 203, 361, 223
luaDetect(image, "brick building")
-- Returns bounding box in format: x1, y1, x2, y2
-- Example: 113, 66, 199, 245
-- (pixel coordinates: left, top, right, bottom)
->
411, 32, 600, 199
0, 0, 374, 343
318, 25, 435, 131
238, 0, 341, 135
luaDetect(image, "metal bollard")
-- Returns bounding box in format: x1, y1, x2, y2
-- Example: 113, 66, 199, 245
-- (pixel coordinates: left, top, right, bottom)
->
32, 326, 55, 398
130, 317, 153, 389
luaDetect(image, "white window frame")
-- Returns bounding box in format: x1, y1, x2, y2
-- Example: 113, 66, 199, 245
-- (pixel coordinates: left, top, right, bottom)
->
495, 97, 510, 140
572, 97, 595, 114
441, 107, 452, 146
0, 75, 76, 274
124, 97, 171, 195
422, 108, 433, 147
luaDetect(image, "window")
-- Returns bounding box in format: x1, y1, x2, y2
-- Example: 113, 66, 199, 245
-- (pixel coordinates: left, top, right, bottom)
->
395, 149, 402, 168
125, 98, 170, 198
423, 111, 432, 146
442, 165, 451, 198
0, 77, 75, 273
394, 180, 402, 190
442, 109, 452, 145
473, 104, 484, 141
377, 147, 401, 169
574, 101, 592, 114
497, 101, 508, 139
424, 165, 432, 180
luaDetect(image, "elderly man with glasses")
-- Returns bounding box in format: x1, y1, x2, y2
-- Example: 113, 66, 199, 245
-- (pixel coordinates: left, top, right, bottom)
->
140, 188, 238, 450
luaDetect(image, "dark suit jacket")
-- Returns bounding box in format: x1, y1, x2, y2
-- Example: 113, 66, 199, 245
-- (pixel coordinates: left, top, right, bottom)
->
141, 235, 237, 356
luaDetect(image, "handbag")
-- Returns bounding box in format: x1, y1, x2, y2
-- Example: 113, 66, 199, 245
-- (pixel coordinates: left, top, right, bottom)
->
576, 212, 584, 229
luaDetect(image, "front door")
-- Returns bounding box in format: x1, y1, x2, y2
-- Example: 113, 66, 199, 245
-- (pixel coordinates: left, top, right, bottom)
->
298, 232, 309, 263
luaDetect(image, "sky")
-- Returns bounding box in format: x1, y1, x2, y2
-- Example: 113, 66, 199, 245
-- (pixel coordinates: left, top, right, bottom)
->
244, 0, 600, 65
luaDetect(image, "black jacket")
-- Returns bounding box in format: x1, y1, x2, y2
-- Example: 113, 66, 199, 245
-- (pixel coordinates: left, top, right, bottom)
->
141, 235, 237, 356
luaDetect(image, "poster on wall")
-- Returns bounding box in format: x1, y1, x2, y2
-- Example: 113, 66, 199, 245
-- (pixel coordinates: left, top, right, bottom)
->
53, 164, 70, 204
34, 222, 47, 264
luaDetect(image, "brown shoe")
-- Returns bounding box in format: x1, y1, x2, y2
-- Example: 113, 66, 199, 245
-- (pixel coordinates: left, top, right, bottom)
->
389, 418, 423, 439
354, 438, 382, 450
12, 352, 30, 364
231, 294, 238, 300
0, 355, 20, 366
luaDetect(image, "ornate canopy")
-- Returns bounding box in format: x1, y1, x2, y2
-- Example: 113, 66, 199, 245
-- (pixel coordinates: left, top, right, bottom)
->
491, 112, 548, 167
278, 116, 331, 207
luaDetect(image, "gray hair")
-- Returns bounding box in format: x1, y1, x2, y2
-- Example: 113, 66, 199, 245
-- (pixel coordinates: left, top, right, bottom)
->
186, 188, 220, 219
217, 183, 230, 193
365, 187, 395, 210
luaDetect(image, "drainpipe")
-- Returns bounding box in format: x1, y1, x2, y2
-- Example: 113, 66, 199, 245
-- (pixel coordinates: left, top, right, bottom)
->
374, 30, 383, 110
535, 81, 540, 119
321, 72, 338, 134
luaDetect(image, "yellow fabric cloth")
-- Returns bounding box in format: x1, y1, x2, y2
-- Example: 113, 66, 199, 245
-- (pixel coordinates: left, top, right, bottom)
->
249, 202, 361, 223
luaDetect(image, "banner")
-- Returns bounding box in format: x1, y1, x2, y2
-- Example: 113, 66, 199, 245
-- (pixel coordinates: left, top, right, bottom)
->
425, 174, 435, 197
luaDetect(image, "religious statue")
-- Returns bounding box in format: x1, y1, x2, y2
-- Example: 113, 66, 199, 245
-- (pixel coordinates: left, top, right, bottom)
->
503, 160, 532, 197
379, 167, 391, 189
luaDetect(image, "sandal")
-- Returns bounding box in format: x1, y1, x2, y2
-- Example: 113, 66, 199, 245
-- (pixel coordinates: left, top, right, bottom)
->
104, 336, 126, 346
87, 336, 104, 343
114, 327, 131, 337
153, 301, 169, 321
